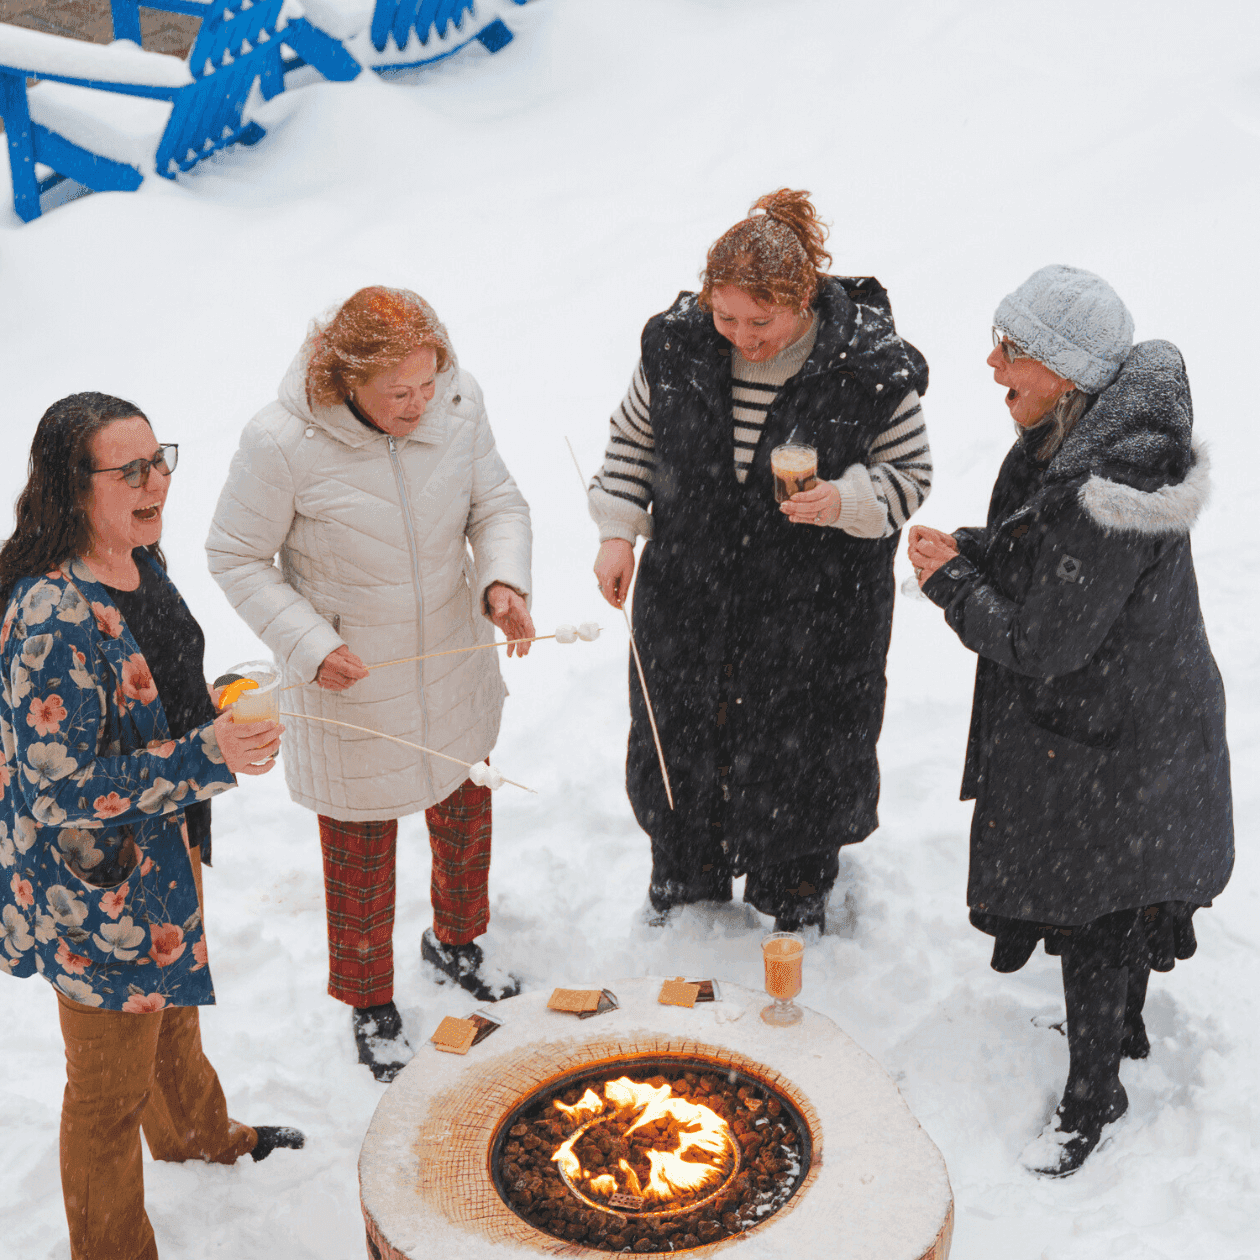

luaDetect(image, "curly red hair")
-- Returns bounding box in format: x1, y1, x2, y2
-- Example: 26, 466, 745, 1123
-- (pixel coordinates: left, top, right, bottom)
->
698, 189, 833, 313
305, 286, 453, 408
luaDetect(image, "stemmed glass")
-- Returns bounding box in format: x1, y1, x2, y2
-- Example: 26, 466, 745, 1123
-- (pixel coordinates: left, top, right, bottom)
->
760, 931, 805, 1026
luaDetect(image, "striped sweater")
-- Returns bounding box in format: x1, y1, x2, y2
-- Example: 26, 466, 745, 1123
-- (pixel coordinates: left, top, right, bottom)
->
589, 320, 932, 543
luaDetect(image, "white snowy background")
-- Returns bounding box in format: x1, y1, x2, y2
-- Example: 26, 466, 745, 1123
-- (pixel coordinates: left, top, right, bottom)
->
1, 1, 1258, 1256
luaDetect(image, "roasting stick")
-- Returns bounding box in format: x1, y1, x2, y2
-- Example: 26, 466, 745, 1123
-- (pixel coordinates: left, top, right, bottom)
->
565, 437, 675, 811
278, 711, 536, 793
277, 633, 563, 692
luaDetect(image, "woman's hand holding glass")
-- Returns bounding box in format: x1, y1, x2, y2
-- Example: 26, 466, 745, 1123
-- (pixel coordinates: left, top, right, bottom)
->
779, 480, 841, 526
907, 525, 959, 586
214, 711, 284, 775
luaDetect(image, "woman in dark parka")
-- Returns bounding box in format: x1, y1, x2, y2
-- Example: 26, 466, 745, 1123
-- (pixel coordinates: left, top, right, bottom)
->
910, 264, 1233, 1178
588, 191, 932, 931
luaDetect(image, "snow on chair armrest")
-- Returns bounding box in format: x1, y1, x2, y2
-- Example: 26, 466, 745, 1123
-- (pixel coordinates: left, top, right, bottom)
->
0, 26, 193, 89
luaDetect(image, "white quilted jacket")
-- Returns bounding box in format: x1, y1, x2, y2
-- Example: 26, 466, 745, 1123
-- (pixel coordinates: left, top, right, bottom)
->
206, 350, 532, 821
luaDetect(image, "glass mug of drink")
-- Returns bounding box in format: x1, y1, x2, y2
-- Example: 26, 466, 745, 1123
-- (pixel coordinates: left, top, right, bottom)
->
217, 661, 281, 763
771, 443, 818, 503
761, 931, 805, 1026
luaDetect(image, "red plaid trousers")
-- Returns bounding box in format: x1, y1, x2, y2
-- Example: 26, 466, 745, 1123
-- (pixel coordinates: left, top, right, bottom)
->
318, 775, 493, 1008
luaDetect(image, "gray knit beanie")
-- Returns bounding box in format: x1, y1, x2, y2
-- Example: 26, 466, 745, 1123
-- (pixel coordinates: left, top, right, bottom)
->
994, 264, 1134, 393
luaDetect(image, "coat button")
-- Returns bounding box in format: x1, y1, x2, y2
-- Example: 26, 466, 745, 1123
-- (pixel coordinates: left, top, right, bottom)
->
453, 394, 461, 404
305, 427, 314, 438
1047, 750, 1056, 758
988, 820, 995, 828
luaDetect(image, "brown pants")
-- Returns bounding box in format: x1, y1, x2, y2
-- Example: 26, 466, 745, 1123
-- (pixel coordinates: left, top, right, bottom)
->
56, 848, 255, 1260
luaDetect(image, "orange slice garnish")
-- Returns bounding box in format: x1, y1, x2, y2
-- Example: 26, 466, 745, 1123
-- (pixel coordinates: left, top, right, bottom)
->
218, 678, 259, 710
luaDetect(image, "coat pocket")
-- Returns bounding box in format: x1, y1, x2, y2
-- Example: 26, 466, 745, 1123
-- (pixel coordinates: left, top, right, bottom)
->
1017, 668, 1123, 749
1021, 722, 1120, 848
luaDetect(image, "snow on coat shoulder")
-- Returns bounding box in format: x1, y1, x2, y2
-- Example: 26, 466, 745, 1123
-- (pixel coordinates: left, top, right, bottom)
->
206, 349, 532, 822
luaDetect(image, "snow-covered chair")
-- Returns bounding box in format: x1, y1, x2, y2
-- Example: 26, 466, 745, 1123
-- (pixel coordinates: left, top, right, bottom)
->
364, 0, 529, 73
0, 0, 361, 222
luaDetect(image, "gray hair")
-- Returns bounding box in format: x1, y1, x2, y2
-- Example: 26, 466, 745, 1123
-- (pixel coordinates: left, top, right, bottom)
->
1022, 387, 1091, 462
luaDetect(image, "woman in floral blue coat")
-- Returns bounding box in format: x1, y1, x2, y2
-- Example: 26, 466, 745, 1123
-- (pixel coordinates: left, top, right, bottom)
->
0, 393, 298, 1260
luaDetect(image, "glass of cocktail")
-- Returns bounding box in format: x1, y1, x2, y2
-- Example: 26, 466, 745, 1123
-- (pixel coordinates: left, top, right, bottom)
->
760, 931, 805, 1026
218, 660, 281, 725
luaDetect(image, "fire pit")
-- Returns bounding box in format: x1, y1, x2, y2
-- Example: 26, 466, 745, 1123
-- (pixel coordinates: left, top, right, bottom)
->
359, 979, 953, 1259
492, 1055, 812, 1249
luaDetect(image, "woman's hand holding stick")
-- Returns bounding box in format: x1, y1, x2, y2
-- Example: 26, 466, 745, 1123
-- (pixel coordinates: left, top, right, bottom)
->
316, 645, 369, 691
485, 582, 535, 656
595, 539, 635, 608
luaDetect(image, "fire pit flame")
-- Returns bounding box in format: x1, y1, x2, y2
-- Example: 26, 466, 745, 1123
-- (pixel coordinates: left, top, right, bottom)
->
551, 1075, 735, 1210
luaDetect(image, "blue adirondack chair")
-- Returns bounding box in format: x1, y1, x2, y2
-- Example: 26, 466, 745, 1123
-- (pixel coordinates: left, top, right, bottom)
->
368, 0, 529, 71
0, 0, 361, 221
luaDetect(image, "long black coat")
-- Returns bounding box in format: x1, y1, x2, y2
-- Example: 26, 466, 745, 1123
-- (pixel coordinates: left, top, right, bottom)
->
628, 277, 928, 866
924, 341, 1233, 924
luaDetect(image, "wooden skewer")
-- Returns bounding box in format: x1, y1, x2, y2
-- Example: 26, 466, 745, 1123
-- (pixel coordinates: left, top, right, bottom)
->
566, 437, 675, 810
366, 633, 556, 672
278, 711, 536, 793
279, 633, 560, 692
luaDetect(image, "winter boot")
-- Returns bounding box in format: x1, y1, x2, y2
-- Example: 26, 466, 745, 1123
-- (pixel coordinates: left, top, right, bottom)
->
1022, 948, 1129, 1177
250, 1126, 306, 1162
773, 907, 825, 934
1019, 1086, 1128, 1178
421, 928, 521, 1003
352, 1001, 413, 1084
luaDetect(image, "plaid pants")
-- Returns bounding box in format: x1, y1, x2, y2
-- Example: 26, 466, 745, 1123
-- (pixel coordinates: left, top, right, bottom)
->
318, 776, 493, 1008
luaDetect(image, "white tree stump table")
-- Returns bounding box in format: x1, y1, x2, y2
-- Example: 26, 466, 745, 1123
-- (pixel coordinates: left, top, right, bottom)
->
359, 979, 953, 1260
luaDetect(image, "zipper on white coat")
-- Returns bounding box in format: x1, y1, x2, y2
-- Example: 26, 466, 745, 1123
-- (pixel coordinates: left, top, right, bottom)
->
387, 435, 438, 801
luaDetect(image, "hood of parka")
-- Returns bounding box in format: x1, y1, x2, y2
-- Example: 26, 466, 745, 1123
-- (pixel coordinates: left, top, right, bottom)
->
275, 345, 461, 449
1045, 339, 1209, 536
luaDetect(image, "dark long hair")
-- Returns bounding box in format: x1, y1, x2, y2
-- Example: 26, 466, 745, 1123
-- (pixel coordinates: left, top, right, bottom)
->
0, 393, 165, 609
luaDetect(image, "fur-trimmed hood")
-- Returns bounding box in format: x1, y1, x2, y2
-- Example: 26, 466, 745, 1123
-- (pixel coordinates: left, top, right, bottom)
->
1046, 339, 1209, 535
1080, 437, 1210, 535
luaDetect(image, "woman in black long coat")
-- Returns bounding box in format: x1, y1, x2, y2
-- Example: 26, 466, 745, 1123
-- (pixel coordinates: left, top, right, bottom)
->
588, 190, 931, 931
910, 264, 1233, 1177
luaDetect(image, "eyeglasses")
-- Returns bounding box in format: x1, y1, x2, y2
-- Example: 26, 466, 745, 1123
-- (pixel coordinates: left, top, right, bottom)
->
991, 326, 1030, 364
90, 444, 179, 488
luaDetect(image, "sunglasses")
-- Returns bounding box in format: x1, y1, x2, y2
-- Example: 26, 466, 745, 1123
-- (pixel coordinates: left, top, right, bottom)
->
991, 327, 1031, 364
90, 444, 179, 488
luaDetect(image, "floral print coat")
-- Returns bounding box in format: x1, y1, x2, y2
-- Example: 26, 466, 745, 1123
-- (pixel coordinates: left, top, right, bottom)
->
0, 556, 236, 1011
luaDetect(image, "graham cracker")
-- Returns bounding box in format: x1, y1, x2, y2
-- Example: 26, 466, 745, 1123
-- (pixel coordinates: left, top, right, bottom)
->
658, 977, 701, 1008
547, 988, 603, 1014
430, 1016, 477, 1055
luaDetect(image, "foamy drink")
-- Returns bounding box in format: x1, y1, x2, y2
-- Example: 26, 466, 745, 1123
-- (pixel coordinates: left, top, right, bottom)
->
771, 443, 818, 503
762, 934, 804, 1001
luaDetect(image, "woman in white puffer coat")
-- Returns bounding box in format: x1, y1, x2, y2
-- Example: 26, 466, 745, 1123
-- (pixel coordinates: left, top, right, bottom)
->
206, 287, 532, 1081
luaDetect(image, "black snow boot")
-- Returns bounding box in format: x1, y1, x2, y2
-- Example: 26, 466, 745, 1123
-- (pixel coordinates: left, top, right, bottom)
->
1018, 1087, 1128, 1179
250, 1126, 306, 1162
352, 1001, 413, 1084
1021, 949, 1130, 1177
421, 928, 521, 1003
773, 894, 826, 934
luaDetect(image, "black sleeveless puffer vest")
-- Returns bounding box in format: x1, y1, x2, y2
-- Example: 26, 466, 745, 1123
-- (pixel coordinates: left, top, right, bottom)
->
628, 276, 928, 866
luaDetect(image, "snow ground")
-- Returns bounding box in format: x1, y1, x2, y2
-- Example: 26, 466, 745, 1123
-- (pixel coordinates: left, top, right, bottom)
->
2, 1, 1259, 1256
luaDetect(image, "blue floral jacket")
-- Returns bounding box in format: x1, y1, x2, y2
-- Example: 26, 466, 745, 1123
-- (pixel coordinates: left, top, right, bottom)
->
0, 556, 236, 1011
